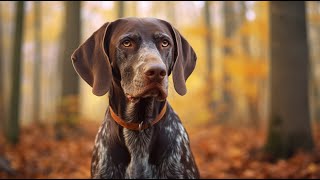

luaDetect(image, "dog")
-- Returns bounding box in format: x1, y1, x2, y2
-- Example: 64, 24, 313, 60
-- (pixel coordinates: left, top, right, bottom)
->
71, 17, 199, 179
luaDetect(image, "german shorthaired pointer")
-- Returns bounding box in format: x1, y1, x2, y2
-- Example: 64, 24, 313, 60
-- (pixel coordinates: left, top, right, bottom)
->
71, 17, 199, 179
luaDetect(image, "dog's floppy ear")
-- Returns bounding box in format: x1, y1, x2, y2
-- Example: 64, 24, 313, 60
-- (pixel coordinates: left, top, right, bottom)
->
163, 21, 197, 96
71, 23, 112, 96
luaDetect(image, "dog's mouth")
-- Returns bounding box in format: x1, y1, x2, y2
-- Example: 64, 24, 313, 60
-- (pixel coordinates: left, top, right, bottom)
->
126, 84, 167, 103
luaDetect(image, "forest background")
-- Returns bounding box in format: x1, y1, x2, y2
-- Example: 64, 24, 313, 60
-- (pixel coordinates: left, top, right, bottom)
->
1, 1, 320, 178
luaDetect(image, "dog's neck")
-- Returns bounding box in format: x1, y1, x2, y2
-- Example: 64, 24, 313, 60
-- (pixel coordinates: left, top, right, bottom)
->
108, 81, 165, 124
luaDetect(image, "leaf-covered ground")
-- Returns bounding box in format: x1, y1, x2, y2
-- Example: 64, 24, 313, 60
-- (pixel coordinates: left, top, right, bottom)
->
1, 121, 320, 178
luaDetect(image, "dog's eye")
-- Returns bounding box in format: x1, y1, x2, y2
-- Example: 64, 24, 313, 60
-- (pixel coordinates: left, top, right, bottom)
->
122, 40, 132, 47
161, 40, 169, 47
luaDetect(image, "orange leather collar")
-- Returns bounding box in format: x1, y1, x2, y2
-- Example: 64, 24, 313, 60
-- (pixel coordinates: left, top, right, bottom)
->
109, 101, 167, 131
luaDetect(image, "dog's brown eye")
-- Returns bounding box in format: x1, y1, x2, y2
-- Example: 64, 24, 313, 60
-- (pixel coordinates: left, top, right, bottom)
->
162, 40, 169, 47
122, 40, 132, 47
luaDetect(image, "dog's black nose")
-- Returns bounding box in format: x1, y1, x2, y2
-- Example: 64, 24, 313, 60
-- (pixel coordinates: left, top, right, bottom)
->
144, 63, 166, 81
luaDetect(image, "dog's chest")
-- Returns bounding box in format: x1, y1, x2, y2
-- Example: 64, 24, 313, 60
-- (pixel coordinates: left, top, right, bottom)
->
123, 128, 155, 178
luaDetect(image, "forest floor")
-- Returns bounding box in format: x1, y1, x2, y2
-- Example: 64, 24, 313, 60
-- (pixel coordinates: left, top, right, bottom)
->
1, 120, 320, 179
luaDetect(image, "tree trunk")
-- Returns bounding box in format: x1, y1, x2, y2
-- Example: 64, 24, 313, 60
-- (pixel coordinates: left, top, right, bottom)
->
265, 1, 314, 158
61, 1, 81, 97
117, 1, 125, 18
33, 1, 41, 123
204, 1, 214, 116
240, 2, 259, 127
219, 1, 236, 123
205, 1, 213, 80
0, 2, 4, 134
308, 1, 320, 123
55, 2, 81, 139
239, 2, 250, 55
7, 1, 25, 144
223, 1, 236, 55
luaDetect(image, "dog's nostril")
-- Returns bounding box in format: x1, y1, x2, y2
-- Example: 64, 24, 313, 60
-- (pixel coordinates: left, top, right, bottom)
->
145, 70, 155, 77
160, 70, 166, 77
144, 64, 166, 80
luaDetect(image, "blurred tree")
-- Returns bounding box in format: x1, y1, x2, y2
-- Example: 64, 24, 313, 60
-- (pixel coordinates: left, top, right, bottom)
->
204, 1, 214, 116
239, 2, 259, 127
0, 2, 4, 134
33, 1, 42, 123
117, 1, 125, 18
6, 1, 25, 144
220, 1, 237, 122
265, 1, 314, 158
61, 1, 81, 97
223, 1, 236, 55
308, 1, 320, 123
56, 1, 81, 137
239, 2, 250, 55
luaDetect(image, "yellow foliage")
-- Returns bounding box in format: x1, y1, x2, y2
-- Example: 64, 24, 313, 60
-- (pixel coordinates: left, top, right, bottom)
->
2, 1, 274, 126
168, 74, 213, 126
225, 58, 268, 79
223, 51, 269, 109
183, 25, 208, 37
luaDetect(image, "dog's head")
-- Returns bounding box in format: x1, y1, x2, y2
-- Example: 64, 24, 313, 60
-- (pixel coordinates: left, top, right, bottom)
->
71, 17, 196, 101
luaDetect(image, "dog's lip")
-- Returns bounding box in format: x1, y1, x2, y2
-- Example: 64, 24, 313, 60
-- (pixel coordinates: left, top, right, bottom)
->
126, 84, 167, 102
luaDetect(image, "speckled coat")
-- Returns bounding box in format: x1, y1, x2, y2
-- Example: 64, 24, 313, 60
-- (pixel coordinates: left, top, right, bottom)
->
71, 17, 199, 179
